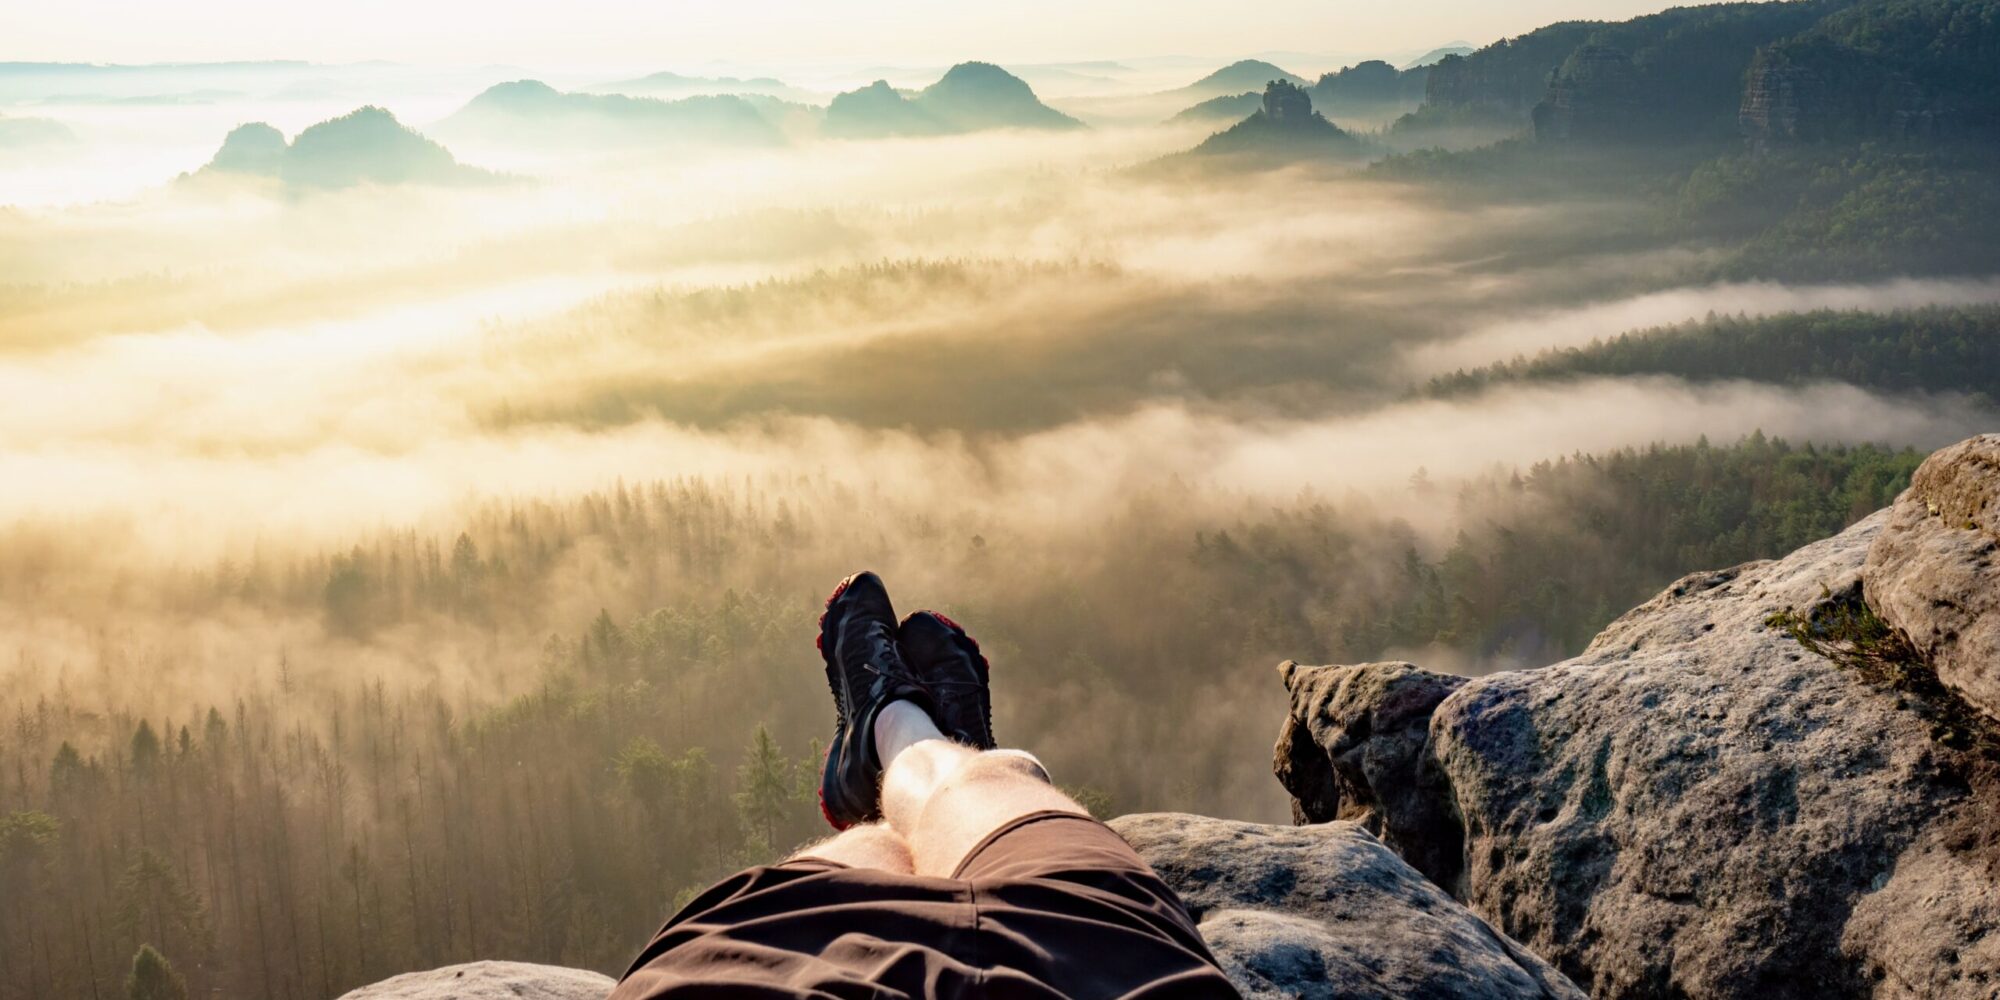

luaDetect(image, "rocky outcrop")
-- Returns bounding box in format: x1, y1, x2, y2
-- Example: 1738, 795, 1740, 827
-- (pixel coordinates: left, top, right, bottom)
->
1111, 814, 1585, 999
1276, 434, 2000, 999
1273, 661, 1466, 889
334, 961, 612, 999
1738, 56, 1824, 151
1533, 44, 1642, 143
341, 814, 1586, 999
1864, 434, 2000, 724
1184, 81, 1362, 165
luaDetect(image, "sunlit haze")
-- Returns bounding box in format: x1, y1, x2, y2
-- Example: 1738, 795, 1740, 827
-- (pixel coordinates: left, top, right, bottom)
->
23, 0, 1682, 68
7, 1, 2000, 995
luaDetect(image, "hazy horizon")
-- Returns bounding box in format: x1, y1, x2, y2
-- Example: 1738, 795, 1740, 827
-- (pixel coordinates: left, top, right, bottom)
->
11, 0, 1689, 72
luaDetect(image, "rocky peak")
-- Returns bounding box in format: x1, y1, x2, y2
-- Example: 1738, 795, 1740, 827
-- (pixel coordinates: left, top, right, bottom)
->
1261, 79, 1314, 125
1533, 43, 1641, 142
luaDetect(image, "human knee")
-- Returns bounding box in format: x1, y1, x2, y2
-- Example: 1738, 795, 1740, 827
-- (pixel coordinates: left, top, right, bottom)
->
793, 822, 911, 870
949, 749, 1052, 786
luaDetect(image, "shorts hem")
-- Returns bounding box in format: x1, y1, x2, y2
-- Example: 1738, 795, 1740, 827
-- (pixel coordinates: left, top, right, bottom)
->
949, 808, 1099, 879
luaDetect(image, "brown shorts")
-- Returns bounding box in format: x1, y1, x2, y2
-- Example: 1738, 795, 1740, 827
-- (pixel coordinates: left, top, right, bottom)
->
611, 811, 1239, 999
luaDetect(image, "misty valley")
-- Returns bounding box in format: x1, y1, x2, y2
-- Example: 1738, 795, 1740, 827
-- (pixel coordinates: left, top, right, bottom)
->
5, 0, 2000, 997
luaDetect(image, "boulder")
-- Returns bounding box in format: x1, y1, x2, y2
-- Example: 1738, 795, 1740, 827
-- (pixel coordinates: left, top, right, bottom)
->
1863, 434, 2000, 724
1112, 813, 1584, 999
335, 961, 613, 999
1277, 498, 2000, 998
1273, 661, 1467, 888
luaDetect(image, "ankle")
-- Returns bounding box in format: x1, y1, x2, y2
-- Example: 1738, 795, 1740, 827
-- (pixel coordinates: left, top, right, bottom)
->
873, 698, 948, 768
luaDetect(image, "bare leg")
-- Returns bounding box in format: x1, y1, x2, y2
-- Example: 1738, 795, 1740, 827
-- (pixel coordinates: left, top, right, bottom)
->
786, 822, 913, 873
873, 701, 1087, 877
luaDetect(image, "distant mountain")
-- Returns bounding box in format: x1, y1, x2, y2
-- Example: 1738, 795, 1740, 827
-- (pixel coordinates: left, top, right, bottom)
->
1187, 81, 1363, 163
1169, 92, 1261, 124
1171, 60, 1309, 100
437, 80, 787, 147
587, 71, 813, 103
823, 81, 945, 138
1311, 60, 1429, 114
918, 62, 1083, 131
0, 114, 77, 149
1401, 45, 1476, 70
822, 63, 1082, 139
191, 107, 490, 189
207, 121, 287, 173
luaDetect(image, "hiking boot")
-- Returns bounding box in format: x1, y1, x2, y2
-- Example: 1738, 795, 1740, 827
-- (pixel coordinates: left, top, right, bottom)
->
898, 611, 996, 751
816, 571, 934, 829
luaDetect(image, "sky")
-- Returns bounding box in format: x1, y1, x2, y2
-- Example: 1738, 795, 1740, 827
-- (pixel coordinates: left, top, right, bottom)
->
16, 0, 1687, 70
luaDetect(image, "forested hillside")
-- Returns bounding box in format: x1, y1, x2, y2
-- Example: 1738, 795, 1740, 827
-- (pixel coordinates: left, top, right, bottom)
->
1427, 306, 2000, 399
0, 437, 1918, 998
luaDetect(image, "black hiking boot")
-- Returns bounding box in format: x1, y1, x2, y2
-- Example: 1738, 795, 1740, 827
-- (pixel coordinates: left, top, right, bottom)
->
898, 611, 996, 751
816, 572, 935, 829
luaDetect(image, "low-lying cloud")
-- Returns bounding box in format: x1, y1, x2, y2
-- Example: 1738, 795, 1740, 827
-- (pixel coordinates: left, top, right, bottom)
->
1405, 277, 2000, 376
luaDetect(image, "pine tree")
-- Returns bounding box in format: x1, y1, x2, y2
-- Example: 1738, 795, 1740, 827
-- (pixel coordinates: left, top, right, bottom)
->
130, 721, 161, 780
734, 726, 794, 853
126, 944, 188, 1000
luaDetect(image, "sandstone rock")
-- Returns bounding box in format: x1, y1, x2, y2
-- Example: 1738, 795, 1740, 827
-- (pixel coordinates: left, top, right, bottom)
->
1533, 44, 1642, 142
1738, 56, 1824, 151
1864, 434, 2000, 725
1261, 80, 1315, 125
1273, 661, 1467, 889
1278, 503, 2000, 998
334, 961, 613, 1000
1112, 813, 1584, 999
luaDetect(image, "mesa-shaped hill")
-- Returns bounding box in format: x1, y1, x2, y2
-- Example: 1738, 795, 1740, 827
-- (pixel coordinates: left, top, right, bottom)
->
436, 80, 788, 148
822, 62, 1082, 138
191, 107, 491, 189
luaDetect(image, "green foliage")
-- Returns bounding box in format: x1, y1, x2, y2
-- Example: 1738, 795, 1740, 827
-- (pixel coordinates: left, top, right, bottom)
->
1769, 585, 2000, 755
1427, 305, 2000, 400
1689, 147, 2000, 279
125, 944, 188, 1000
1767, 586, 1921, 684
733, 725, 805, 854
114, 849, 210, 963
615, 736, 675, 814
0, 810, 60, 869
128, 720, 160, 779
